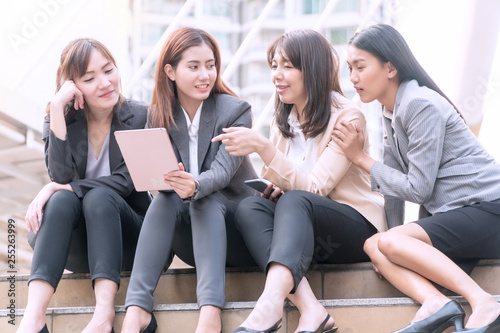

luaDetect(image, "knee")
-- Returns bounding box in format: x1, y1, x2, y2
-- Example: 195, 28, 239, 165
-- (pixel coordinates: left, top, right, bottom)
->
275, 191, 311, 216
190, 194, 222, 214
83, 187, 116, 204
376, 230, 403, 259
363, 233, 380, 259
82, 187, 118, 217
44, 190, 80, 218
49, 189, 79, 204
234, 196, 262, 230
278, 190, 308, 206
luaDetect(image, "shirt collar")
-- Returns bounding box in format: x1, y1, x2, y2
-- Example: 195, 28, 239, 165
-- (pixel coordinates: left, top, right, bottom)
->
182, 102, 203, 134
287, 105, 302, 135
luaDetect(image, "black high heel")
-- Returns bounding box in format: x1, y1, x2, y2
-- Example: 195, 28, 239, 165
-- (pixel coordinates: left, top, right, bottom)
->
232, 318, 282, 333
392, 300, 465, 333
141, 313, 157, 333
453, 313, 500, 332
39, 324, 49, 333
296, 314, 338, 333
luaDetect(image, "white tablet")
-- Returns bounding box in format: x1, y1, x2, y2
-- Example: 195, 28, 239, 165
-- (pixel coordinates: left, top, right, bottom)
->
115, 128, 179, 191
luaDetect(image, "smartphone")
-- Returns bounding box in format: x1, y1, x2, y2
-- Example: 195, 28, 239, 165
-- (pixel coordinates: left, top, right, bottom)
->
244, 178, 273, 193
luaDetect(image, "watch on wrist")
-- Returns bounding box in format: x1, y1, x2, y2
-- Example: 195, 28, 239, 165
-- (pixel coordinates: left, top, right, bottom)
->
191, 179, 200, 200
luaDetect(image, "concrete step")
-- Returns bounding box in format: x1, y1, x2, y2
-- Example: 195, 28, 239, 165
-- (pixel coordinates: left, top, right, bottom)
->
2, 260, 500, 332
3, 296, 498, 333
3, 259, 500, 310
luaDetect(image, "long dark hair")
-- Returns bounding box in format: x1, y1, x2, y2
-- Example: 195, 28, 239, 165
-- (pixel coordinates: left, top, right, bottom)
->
149, 27, 237, 130
349, 24, 460, 115
46, 38, 123, 120
268, 29, 344, 139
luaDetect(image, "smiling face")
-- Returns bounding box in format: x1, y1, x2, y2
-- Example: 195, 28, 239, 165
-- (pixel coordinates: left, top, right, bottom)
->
73, 49, 121, 113
271, 51, 307, 114
347, 45, 398, 109
164, 43, 216, 114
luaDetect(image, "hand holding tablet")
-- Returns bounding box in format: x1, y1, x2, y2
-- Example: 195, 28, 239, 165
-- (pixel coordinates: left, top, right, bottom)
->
115, 128, 179, 191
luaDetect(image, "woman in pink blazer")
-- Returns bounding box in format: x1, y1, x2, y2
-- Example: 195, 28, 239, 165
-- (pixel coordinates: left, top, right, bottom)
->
213, 29, 386, 333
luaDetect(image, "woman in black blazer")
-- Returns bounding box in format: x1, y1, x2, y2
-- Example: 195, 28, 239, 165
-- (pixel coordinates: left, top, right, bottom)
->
19, 38, 150, 333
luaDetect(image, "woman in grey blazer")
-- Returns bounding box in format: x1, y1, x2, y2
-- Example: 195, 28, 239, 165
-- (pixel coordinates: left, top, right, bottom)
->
333, 24, 500, 333
20, 39, 151, 333
121, 27, 257, 333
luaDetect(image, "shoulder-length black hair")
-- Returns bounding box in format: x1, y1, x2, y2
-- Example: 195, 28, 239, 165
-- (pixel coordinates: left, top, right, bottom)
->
268, 29, 344, 139
349, 24, 460, 115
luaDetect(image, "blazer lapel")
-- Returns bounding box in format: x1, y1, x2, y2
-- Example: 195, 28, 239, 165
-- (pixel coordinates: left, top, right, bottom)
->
109, 100, 135, 169
169, 103, 190, 171
197, 96, 217, 173
385, 82, 409, 173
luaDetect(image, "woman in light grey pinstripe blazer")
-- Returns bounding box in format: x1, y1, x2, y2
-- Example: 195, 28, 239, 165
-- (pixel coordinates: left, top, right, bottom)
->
333, 24, 500, 333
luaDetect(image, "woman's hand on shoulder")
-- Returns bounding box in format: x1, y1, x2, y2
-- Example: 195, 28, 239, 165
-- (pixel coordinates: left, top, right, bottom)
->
332, 120, 375, 173
51, 80, 85, 111
164, 163, 196, 199
25, 182, 72, 234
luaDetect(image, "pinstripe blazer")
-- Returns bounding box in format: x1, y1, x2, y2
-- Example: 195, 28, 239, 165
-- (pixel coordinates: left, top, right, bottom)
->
370, 80, 500, 227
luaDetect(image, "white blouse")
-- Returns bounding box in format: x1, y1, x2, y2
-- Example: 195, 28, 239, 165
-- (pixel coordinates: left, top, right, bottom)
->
182, 102, 203, 177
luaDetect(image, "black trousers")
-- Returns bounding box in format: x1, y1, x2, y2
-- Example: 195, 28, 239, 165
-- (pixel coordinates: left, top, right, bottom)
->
125, 191, 256, 311
28, 188, 143, 290
235, 190, 378, 292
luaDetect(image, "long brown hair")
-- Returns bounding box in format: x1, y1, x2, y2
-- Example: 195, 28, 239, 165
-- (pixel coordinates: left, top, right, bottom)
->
268, 30, 343, 139
46, 38, 122, 120
149, 27, 237, 130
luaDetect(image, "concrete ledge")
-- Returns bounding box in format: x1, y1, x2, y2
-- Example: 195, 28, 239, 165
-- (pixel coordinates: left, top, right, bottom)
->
4, 296, 500, 333
2, 260, 500, 313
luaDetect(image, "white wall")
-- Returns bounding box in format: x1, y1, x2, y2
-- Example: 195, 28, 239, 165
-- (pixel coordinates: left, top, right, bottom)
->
0, 0, 131, 132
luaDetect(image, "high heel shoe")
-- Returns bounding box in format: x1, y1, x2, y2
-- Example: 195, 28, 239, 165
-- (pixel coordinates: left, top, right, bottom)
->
392, 300, 465, 333
141, 313, 157, 333
452, 313, 500, 332
232, 318, 282, 333
296, 314, 338, 333
39, 324, 49, 333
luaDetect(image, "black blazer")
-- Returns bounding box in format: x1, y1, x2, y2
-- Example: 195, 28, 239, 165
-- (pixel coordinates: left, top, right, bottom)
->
42, 98, 151, 216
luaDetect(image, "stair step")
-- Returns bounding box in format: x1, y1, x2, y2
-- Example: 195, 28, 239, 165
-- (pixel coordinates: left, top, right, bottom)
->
5, 296, 500, 333
3, 259, 500, 310
2, 260, 500, 332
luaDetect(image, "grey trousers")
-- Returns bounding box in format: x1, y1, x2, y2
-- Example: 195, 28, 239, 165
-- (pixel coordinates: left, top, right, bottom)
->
235, 190, 378, 292
28, 188, 143, 290
125, 191, 256, 311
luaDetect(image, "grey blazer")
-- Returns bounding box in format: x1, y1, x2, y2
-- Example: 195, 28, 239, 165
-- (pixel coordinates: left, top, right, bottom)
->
167, 93, 257, 202
370, 80, 500, 227
43, 98, 151, 216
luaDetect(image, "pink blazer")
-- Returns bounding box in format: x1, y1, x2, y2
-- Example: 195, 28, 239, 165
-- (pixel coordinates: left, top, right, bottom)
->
261, 94, 387, 232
